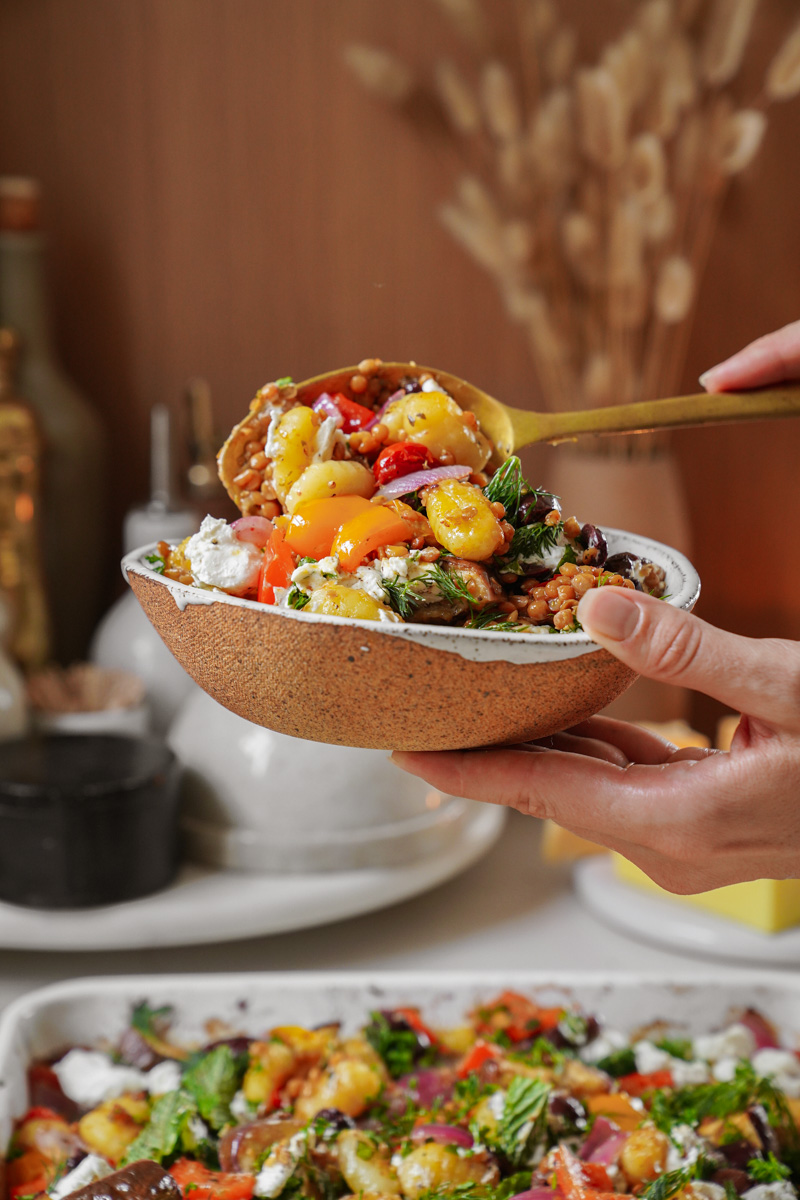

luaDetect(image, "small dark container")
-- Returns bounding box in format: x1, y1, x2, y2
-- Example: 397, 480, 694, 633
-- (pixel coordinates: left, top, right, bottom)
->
0, 734, 181, 909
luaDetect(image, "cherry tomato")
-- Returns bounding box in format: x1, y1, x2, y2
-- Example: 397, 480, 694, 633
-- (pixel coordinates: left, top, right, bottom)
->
373, 442, 434, 485
616, 1069, 673, 1096
456, 1040, 501, 1078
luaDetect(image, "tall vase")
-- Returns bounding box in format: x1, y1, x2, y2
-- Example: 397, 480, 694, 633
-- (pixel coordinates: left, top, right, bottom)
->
546, 443, 693, 723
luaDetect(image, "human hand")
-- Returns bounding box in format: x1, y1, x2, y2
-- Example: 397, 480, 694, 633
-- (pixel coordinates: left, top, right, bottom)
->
392, 587, 800, 893
700, 318, 800, 391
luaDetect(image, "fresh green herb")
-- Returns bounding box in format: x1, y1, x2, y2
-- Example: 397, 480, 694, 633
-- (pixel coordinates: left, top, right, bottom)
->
655, 1037, 693, 1061
509, 1036, 568, 1069
418, 1172, 533, 1200
484, 457, 525, 523
356, 1141, 376, 1160
182, 1044, 242, 1131
464, 610, 527, 632
556, 545, 577, 570
364, 1011, 436, 1079
641, 1162, 710, 1200
131, 1001, 173, 1039
297, 556, 316, 567
122, 1088, 198, 1164
275, 376, 293, 387
145, 553, 166, 574
184, 1186, 199, 1194
382, 562, 479, 619
367, 1094, 422, 1141
596, 1046, 637, 1077
503, 521, 563, 572
748, 1154, 792, 1183
452, 1072, 497, 1119
497, 1076, 552, 1167
557, 1012, 592, 1046
651, 1061, 797, 1141
286, 585, 310, 610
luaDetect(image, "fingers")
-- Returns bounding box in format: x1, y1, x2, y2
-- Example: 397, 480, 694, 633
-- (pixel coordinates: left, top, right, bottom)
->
391, 745, 679, 844
699, 319, 800, 391
531, 731, 630, 766
565, 715, 679, 764
577, 588, 800, 732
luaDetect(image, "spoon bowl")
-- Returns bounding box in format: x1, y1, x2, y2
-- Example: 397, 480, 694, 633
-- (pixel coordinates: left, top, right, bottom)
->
124, 528, 699, 752
290, 362, 800, 467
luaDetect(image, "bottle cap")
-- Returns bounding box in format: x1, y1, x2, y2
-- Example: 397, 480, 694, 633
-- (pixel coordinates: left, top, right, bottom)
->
0, 177, 42, 232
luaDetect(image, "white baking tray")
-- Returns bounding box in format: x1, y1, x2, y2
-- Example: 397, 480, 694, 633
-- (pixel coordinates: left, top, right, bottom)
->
3, 971, 800, 1155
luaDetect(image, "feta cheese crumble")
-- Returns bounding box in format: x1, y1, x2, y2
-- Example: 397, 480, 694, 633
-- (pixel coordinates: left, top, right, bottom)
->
743, 1184, 798, 1200
49, 1155, 112, 1200
53, 1049, 148, 1107
185, 516, 262, 594
693, 1024, 756, 1064
752, 1048, 800, 1097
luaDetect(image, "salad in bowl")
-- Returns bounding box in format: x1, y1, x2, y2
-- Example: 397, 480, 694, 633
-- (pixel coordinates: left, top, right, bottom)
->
152, 359, 666, 635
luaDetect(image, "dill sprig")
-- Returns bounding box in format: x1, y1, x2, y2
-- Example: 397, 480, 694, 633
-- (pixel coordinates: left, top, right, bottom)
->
507, 521, 563, 564
465, 609, 527, 632
484, 456, 525, 522
286, 585, 310, 610
382, 562, 479, 618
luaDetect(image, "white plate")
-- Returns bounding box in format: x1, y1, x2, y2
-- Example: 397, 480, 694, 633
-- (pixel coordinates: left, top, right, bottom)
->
4, 969, 800, 1146
0, 803, 504, 952
575, 855, 800, 965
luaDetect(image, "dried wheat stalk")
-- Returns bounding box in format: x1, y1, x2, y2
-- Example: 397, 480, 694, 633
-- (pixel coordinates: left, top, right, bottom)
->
345, 3, 799, 436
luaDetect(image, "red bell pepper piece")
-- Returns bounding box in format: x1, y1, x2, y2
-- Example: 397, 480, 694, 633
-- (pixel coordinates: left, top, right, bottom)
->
476, 991, 564, 1042
457, 1040, 501, 1078
327, 392, 376, 433
169, 1159, 255, 1200
257, 527, 295, 604
616, 1069, 673, 1097
373, 442, 434, 486
394, 1007, 439, 1047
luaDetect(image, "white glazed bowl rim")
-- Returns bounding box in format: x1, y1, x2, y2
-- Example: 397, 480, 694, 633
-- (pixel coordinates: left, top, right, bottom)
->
123, 527, 700, 666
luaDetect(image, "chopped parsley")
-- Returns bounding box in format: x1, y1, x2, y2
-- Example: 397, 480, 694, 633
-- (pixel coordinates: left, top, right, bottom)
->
748, 1154, 793, 1183
286, 585, 310, 610
419, 1175, 533, 1200
650, 1061, 796, 1140
144, 552, 166, 574
655, 1037, 693, 1061
364, 1011, 436, 1079
275, 376, 293, 387
596, 1045, 637, 1077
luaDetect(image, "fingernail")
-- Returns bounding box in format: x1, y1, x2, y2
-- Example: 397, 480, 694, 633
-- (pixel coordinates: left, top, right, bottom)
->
698, 369, 713, 390
578, 589, 641, 642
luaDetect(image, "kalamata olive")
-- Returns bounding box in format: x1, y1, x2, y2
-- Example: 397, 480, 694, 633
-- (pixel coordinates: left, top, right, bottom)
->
314, 1108, 356, 1133
203, 1036, 252, 1059
720, 1141, 758, 1171
66, 1162, 180, 1200
518, 491, 561, 525
118, 1028, 163, 1070
27, 1064, 80, 1122
578, 524, 607, 568
604, 552, 639, 580
713, 1169, 752, 1195
747, 1105, 778, 1154
549, 1092, 587, 1133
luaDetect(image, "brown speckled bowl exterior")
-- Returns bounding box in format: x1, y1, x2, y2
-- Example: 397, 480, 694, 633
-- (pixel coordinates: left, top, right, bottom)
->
128, 572, 637, 751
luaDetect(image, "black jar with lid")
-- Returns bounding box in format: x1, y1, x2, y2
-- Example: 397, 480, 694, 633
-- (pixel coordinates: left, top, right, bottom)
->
0, 734, 181, 908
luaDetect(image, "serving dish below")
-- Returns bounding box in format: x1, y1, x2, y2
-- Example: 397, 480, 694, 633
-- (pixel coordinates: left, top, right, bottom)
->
124, 528, 700, 750
2, 970, 800, 1186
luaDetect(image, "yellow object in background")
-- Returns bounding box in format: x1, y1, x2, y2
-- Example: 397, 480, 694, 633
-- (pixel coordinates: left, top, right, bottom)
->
613, 854, 800, 934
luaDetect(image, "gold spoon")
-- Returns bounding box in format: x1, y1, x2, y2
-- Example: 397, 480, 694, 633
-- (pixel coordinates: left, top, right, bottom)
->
298, 362, 800, 465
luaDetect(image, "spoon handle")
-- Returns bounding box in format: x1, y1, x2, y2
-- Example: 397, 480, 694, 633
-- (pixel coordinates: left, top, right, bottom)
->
511, 383, 800, 447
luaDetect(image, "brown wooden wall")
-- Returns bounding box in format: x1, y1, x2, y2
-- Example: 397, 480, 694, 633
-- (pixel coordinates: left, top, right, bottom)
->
1, 0, 799, 731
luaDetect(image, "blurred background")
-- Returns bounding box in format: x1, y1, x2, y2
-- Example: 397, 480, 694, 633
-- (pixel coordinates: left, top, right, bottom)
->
0, 0, 799, 967
0, 0, 799, 736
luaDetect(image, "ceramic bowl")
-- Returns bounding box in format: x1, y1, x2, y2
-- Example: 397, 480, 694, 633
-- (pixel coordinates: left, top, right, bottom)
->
169, 686, 482, 872
123, 528, 700, 752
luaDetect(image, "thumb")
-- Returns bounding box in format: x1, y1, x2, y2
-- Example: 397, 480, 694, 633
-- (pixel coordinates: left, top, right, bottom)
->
577, 587, 800, 731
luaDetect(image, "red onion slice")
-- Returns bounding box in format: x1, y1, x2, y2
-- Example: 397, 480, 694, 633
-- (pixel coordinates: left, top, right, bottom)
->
580, 1117, 627, 1163
312, 394, 345, 427
395, 1069, 454, 1108
411, 1124, 473, 1149
739, 1009, 780, 1050
364, 388, 405, 430
376, 464, 472, 501
510, 1190, 565, 1200
232, 516, 274, 546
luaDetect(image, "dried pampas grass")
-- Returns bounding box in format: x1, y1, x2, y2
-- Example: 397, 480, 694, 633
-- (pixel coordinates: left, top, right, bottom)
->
346, 2, 799, 423
343, 45, 413, 103
765, 19, 800, 102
